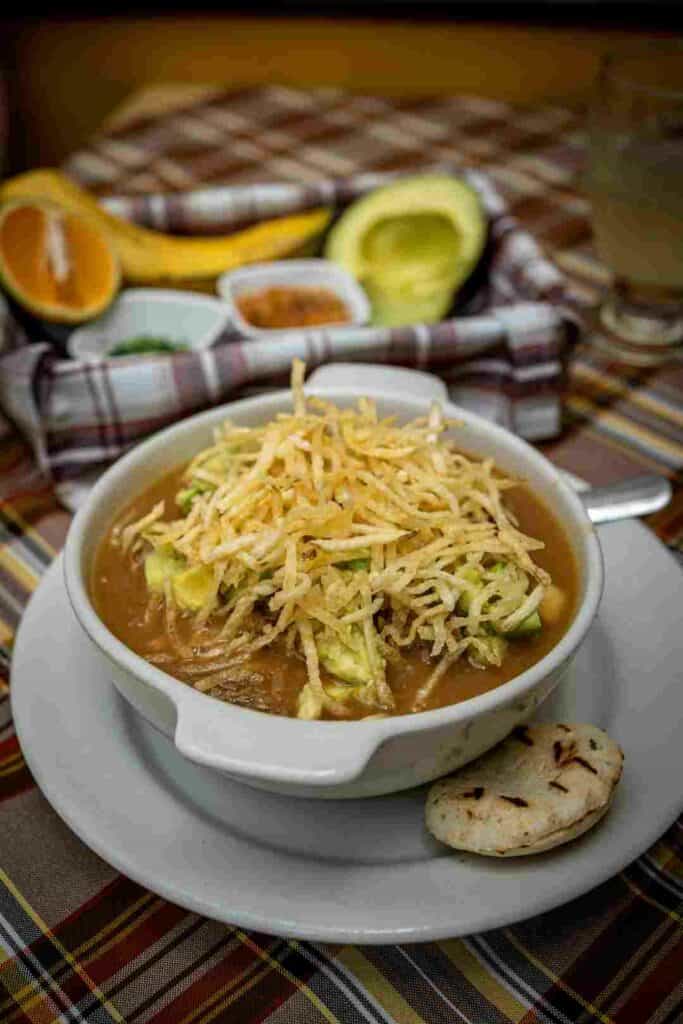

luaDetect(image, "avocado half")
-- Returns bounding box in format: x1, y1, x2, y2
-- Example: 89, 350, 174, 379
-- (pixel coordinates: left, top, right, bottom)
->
324, 174, 487, 328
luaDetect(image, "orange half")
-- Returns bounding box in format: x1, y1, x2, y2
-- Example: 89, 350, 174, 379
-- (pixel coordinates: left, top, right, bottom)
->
0, 198, 120, 323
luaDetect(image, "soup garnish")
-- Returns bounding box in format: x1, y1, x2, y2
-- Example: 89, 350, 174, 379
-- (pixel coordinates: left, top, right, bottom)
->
95, 361, 573, 720
236, 286, 350, 329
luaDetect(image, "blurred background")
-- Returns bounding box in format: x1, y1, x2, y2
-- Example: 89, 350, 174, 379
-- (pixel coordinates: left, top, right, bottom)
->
2, 5, 680, 173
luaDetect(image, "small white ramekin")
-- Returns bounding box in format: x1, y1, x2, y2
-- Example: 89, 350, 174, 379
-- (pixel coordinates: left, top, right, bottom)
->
216, 259, 370, 337
68, 288, 232, 361
64, 363, 603, 799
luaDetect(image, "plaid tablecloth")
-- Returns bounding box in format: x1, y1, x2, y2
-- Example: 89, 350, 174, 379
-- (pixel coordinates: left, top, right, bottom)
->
1, 85, 682, 1024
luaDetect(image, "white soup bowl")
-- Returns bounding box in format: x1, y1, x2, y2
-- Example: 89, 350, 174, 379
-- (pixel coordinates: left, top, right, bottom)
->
64, 363, 603, 799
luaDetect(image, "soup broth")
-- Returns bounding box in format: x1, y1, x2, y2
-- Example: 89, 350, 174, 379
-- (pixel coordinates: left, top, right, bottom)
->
92, 467, 578, 720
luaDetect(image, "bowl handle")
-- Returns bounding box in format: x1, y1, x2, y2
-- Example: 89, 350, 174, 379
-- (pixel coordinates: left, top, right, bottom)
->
307, 362, 449, 402
173, 690, 382, 787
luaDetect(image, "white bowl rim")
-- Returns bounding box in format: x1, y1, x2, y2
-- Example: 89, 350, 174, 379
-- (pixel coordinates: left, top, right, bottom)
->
63, 367, 604, 786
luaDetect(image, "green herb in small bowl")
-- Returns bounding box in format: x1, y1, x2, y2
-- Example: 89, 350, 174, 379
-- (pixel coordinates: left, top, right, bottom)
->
108, 336, 188, 357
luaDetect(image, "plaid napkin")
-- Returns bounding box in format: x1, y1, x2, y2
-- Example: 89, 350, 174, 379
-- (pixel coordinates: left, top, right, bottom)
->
0, 167, 576, 495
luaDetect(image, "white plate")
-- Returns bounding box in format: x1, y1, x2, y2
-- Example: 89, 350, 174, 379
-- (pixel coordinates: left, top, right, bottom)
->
11, 521, 682, 943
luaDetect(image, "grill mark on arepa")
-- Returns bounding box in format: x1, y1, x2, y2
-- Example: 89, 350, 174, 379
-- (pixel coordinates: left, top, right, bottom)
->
570, 756, 598, 774
549, 780, 569, 793
553, 738, 578, 765
500, 795, 529, 807
461, 787, 484, 799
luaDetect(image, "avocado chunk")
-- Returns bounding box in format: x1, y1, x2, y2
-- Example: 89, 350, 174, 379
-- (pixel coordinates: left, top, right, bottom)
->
336, 556, 371, 572
144, 545, 185, 593
172, 565, 218, 612
176, 479, 215, 515
202, 451, 234, 475
325, 174, 487, 327
176, 449, 241, 513
457, 566, 482, 613
507, 611, 543, 638
333, 547, 370, 571
297, 682, 322, 720
317, 631, 373, 686
457, 563, 542, 639
324, 681, 363, 702
144, 546, 217, 611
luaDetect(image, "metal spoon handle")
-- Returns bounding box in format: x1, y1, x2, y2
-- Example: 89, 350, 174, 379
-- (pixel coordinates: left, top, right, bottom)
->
581, 475, 673, 524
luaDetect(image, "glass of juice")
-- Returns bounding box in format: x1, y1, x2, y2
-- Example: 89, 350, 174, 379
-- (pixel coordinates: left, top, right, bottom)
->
585, 42, 683, 364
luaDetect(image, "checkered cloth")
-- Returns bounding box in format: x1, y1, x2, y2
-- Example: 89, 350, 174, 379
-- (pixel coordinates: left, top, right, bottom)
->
0, 164, 576, 490
1, 85, 682, 1024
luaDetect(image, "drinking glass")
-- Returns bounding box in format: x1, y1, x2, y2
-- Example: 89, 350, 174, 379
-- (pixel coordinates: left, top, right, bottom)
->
584, 42, 683, 364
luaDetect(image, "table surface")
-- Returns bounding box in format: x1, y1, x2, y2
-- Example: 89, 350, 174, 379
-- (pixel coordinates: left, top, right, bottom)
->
1, 84, 682, 1024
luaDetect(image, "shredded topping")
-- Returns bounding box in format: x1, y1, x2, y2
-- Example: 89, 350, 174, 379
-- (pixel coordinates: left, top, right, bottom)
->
120, 360, 551, 719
